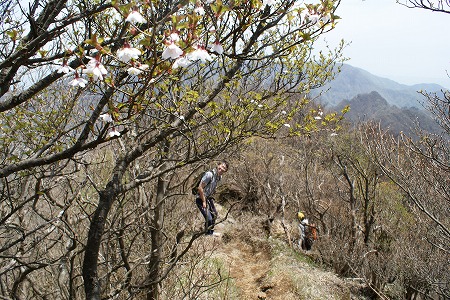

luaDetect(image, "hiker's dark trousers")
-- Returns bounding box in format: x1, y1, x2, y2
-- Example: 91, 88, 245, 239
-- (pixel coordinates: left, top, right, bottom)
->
196, 197, 217, 235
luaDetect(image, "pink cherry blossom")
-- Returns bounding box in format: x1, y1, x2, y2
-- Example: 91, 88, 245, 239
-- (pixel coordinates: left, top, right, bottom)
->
162, 41, 183, 60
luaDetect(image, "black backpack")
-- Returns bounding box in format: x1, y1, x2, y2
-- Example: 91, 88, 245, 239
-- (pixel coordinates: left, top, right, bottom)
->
191, 170, 212, 195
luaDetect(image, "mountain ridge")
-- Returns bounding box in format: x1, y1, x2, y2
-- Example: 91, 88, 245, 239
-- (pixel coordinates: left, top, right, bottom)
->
334, 90, 441, 135
313, 64, 446, 108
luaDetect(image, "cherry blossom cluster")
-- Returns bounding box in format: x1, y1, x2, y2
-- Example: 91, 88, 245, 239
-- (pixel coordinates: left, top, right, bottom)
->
55, 0, 334, 138
59, 1, 331, 87
58, 5, 225, 85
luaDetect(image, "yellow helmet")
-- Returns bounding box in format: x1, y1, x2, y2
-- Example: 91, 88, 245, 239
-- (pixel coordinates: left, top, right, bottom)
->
297, 211, 305, 220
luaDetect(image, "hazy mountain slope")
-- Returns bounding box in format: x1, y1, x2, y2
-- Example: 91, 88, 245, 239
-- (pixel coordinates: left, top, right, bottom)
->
313, 64, 445, 108
335, 91, 440, 135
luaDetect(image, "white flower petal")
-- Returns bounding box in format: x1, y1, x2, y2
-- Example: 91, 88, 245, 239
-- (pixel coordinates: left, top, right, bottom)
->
126, 11, 146, 24
69, 77, 88, 87
162, 42, 183, 60
194, 6, 205, 15
109, 129, 120, 137
170, 32, 180, 42
188, 47, 212, 62
100, 113, 113, 123
210, 42, 224, 55
173, 57, 192, 69
58, 64, 74, 74
117, 47, 141, 63
127, 67, 141, 75
262, 0, 276, 6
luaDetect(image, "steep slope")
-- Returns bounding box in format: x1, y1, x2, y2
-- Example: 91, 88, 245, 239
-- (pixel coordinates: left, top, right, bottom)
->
313, 64, 445, 108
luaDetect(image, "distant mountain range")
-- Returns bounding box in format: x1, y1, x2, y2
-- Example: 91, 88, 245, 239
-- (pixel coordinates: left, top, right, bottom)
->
313, 64, 446, 108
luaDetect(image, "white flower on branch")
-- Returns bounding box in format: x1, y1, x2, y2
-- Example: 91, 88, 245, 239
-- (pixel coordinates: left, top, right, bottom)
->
100, 113, 113, 123
127, 64, 149, 75
170, 32, 180, 42
172, 56, 192, 69
262, 0, 276, 7
307, 14, 320, 25
69, 74, 88, 87
186, 44, 212, 62
194, 6, 205, 15
210, 41, 224, 55
117, 44, 141, 63
162, 41, 183, 60
126, 10, 146, 24
58, 62, 74, 74
109, 128, 120, 138
82, 56, 107, 81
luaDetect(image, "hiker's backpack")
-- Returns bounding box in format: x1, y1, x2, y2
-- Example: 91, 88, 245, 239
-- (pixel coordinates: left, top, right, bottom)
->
311, 225, 318, 241
304, 224, 318, 251
191, 170, 212, 195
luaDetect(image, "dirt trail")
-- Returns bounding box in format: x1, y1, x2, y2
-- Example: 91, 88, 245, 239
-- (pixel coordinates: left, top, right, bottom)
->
219, 237, 272, 300
209, 207, 369, 300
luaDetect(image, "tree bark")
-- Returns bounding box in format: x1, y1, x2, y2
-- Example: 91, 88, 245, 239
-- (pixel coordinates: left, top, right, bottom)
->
83, 175, 121, 300
147, 140, 170, 300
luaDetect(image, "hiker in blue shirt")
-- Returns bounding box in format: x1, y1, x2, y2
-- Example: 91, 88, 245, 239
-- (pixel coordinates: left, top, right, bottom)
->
195, 161, 229, 236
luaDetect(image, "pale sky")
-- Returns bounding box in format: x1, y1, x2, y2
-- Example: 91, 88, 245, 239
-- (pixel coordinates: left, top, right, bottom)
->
320, 0, 450, 89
